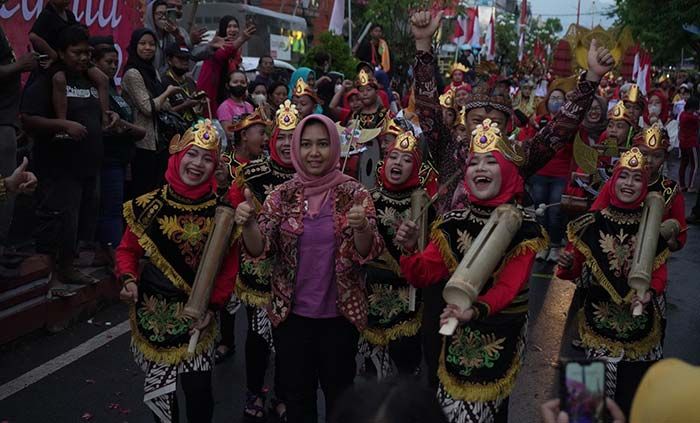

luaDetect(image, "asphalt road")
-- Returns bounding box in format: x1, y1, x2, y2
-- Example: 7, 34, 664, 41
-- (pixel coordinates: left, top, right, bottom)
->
1, 194, 699, 423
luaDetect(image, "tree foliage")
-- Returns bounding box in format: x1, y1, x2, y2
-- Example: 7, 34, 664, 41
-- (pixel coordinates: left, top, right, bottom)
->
300, 31, 359, 79
495, 12, 563, 67
611, 0, 700, 65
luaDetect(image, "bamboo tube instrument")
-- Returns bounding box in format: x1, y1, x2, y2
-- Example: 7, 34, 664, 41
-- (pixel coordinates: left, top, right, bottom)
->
628, 192, 665, 316
439, 204, 523, 336
184, 205, 236, 353
409, 189, 430, 312
659, 218, 681, 242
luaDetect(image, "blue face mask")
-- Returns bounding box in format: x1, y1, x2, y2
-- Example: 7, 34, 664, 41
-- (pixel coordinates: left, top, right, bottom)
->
548, 99, 564, 114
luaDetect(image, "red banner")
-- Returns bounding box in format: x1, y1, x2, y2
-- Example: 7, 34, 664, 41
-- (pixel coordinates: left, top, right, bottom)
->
0, 0, 144, 82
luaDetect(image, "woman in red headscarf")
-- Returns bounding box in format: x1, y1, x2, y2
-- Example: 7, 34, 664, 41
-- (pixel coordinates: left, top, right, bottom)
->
224, 100, 299, 422
115, 119, 240, 422
234, 114, 384, 422
557, 147, 669, 417
358, 129, 437, 379
395, 118, 548, 422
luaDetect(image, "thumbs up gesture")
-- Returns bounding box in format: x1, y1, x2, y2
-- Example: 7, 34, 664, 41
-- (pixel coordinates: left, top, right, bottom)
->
587, 38, 615, 82
234, 188, 256, 227
4, 157, 38, 194
347, 194, 368, 231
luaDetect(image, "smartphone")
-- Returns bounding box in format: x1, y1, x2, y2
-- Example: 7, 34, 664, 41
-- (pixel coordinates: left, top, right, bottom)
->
166, 7, 178, 21
245, 14, 255, 28
37, 54, 49, 61
560, 359, 607, 423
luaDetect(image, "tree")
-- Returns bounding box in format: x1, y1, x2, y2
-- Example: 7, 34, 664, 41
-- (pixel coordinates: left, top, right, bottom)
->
300, 31, 359, 79
611, 0, 700, 65
496, 12, 563, 68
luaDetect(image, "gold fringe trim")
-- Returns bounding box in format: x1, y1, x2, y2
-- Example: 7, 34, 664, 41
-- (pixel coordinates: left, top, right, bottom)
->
162, 186, 217, 211
430, 219, 458, 273
370, 251, 403, 276
652, 249, 669, 272
124, 201, 192, 295
577, 308, 661, 360
437, 338, 522, 402
362, 307, 423, 346
494, 230, 549, 279
235, 276, 270, 308
128, 306, 218, 365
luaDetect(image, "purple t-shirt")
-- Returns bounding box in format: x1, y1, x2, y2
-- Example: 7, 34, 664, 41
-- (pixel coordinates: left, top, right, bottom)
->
216, 99, 253, 122
293, 200, 339, 318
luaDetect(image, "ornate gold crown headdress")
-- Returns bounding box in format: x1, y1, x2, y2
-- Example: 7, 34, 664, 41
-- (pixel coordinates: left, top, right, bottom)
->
169, 119, 220, 154
454, 106, 467, 128
470, 118, 525, 166
392, 131, 419, 153
450, 62, 469, 75
292, 77, 318, 101
231, 107, 272, 132
439, 90, 456, 110
275, 99, 300, 131
608, 101, 634, 125
634, 123, 668, 151
381, 119, 403, 138
623, 83, 641, 104
618, 147, 647, 170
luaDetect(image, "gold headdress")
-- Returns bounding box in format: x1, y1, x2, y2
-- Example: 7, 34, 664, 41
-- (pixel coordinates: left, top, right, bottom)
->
608, 101, 635, 125
470, 118, 524, 166
356, 69, 378, 89
618, 147, 646, 170
292, 77, 319, 101
231, 107, 272, 132
439, 90, 456, 110
454, 107, 467, 128
450, 62, 469, 75
275, 99, 300, 131
392, 131, 419, 153
634, 123, 669, 151
381, 119, 403, 138
169, 119, 220, 154
623, 83, 642, 104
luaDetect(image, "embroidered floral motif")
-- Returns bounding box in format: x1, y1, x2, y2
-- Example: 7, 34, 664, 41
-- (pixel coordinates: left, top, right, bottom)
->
598, 229, 636, 278
367, 284, 409, 324
137, 294, 191, 343
241, 259, 272, 282
135, 191, 156, 208
158, 214, 212, 269
456, 229, 473, 255
592, 301, 648, 339
446, 327, 506, 376
263, 184, 276, 196
601, 208, 640, 225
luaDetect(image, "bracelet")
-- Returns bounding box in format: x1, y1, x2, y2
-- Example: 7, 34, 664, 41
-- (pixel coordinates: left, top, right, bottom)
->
119, 273, 137, 287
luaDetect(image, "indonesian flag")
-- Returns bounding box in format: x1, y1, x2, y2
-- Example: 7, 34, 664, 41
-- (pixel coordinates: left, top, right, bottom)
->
635, 50, 652, 95
328, 0, 344, 35
517, 0, 527, 62
468, 7, 481, 49
517, 31, 525, 62
483, 11, 496, 60
452, 15, 468, 46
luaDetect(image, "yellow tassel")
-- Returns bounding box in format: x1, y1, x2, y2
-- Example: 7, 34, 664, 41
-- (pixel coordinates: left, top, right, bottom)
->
430, 220, 458, 273
362, 307, 423, 346
124, 202, 192, 295
577, 308, 661, 360
494, 229, 549, 278
437, 339, 522, 402
128, 307, 218, 365
236, 276, 270, 308
652, 249, 669, 271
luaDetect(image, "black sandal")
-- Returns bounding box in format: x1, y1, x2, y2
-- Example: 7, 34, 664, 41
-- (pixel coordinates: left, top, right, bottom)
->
243, 391, 266, 422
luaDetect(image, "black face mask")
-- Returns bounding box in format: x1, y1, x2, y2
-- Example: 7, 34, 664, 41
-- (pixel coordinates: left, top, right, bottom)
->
170, 66, 188, 76
229, 85, 247, 98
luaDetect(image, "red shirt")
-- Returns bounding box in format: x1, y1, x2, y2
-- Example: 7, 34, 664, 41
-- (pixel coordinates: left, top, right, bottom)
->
678, 111, 700, 149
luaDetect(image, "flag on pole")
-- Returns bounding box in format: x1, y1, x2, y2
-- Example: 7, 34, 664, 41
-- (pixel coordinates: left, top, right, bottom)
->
452, 14, 467, 46
329, 0, 344, 35
468, 7, 481, 49
517, 0, 527, 62
635, 50, 652, 95
484, 10, 496, 60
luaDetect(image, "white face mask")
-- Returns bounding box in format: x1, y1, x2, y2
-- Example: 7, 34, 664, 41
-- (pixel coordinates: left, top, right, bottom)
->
648, 104, 662, 116
252, 93, 266, 106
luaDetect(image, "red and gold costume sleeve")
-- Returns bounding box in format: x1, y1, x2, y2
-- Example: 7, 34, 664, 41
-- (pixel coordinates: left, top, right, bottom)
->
665, 192, 687, 249
475, 250, 536, 317
115, 228, 143, 283
555, 242, 585, 280
650, 263, 667, 296
399, 240, 451, 288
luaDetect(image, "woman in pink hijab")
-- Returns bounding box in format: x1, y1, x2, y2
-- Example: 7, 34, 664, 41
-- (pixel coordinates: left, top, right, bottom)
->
235, 114, 384, 422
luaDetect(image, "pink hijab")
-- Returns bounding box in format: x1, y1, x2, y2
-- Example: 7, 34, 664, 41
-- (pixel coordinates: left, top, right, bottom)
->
291, 114, 352, 217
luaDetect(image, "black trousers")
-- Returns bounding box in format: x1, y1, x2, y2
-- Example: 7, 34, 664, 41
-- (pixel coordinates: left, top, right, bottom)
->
274, 314, 359, 423
218, 308, 236, 350
34, 173, 98, 261
153, 371, 213, 423
615, 360, 655, 418
129, 148, 167, 199
422, 283, 446, 391
388, 333, 422, 375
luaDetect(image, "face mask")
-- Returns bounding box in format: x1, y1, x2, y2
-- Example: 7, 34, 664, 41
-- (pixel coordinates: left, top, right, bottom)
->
171, 66, 188, 76
548, 99, 563, 114
252, 93, 266, 106
229, 85, 247, 98
649, 104, 662, 116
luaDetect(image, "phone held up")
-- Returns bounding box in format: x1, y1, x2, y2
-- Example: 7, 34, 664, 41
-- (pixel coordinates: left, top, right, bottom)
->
560, 359, 607, 423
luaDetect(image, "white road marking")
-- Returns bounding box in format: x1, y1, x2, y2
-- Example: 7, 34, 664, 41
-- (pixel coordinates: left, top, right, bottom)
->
0, 320, 130, 401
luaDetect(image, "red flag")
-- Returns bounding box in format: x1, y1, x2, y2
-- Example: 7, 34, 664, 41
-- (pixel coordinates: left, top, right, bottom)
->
484, 10, 496, 60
